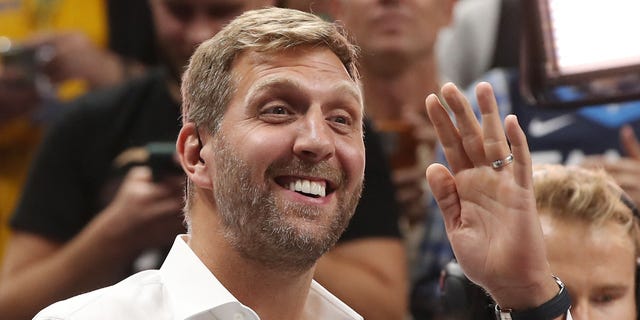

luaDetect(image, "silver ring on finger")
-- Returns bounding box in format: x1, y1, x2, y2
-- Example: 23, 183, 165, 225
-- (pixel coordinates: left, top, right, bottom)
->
491, 153, 514, 170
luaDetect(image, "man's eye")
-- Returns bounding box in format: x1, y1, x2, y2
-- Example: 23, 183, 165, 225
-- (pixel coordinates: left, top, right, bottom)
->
329, 115, 351, 125
334, 116, 347, 124
264, 106, 289, 115
592, 293, 618, 304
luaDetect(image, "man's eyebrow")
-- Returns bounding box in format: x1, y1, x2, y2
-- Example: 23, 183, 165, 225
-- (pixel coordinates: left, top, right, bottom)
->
595, 284, 630, 291
247, 76, 362, 103
247, 77, 302, 98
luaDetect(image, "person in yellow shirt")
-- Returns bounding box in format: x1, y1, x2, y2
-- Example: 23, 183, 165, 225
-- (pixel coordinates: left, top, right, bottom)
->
0, 0, 151, 265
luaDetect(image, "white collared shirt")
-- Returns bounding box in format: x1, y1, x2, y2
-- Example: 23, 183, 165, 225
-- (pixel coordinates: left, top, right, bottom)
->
34, 235, 363, 320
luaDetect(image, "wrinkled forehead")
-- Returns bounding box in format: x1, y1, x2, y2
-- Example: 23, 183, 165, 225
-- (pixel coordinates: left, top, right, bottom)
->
231, 48, 364, 108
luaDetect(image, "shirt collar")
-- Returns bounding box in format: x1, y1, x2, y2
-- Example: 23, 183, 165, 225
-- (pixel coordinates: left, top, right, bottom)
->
160, 235, 257, 320
160, 235, 362, 320
307, 281, 363, 319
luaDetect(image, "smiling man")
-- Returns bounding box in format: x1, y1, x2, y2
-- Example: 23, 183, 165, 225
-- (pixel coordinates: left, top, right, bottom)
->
182, 46, 366, 276
34, 7, 365, 320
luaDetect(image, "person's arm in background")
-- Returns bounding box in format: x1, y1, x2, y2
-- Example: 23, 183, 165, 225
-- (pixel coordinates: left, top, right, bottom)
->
391, 116, 437, 229
30, 32, 146, 90
315, 120, 409, 320
0, 72, 40, 126
315, 239, 407, 320
426, 82, 567, 319
0, 104, 184, 320
0, 169, 184, 320
582, 125, 640, 206
0, 31, 146, 130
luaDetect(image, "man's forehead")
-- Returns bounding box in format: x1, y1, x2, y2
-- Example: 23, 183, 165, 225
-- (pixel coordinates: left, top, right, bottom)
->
234, 49, 363, 105
239, 48, 358, 83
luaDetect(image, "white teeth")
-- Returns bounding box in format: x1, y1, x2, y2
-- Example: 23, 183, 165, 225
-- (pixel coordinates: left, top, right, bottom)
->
311, 182, 326, 197
289, 179, 326, 197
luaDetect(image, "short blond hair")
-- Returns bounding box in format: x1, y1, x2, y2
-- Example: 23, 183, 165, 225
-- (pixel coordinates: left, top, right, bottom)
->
533, 164, 640, 257
181, 7, 360, 134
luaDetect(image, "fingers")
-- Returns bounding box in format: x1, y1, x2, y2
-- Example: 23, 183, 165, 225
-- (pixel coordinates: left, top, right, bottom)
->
476, 83, 511, 166
441, 83, 485, 165
426, 163, 459, 233
124, 166, 182, 198
505, 115, 532, 189
584, 158, 640, 190
425, 93, 472, 173
429, 82, 516, 173
621, 125, 640, 159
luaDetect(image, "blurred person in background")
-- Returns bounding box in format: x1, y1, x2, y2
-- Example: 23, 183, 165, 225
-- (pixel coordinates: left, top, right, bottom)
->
330, 0, 457, 283
331, 0, 456, 228
0, 1, 406, 319
0, 0, 155, 266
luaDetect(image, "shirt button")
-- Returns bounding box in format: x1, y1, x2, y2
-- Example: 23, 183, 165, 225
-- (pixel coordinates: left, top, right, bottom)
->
233, 313, 245, 320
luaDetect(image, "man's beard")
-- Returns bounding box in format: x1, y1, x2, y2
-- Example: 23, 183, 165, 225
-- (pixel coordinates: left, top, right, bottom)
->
212, 135, 363, 273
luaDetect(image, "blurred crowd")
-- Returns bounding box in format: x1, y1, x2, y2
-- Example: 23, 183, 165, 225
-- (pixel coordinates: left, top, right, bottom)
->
1, 1, 639, 319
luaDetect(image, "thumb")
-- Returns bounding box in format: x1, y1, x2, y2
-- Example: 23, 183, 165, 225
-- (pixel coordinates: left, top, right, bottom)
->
426, 163, 460, 232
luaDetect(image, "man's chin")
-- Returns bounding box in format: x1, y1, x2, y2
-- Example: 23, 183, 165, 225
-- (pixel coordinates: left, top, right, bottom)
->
236, 227, 337, 273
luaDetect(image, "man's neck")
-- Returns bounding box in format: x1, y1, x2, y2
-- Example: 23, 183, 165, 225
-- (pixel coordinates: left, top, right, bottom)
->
219, 261, 315, 320
188, 205, 316, 320
361, 54, 441, 122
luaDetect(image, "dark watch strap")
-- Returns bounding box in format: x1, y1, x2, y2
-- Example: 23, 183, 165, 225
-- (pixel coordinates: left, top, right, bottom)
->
494, 276, 571, 320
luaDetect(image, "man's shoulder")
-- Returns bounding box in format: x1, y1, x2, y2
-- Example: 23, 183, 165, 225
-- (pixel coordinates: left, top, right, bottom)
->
33, 270, 170, 320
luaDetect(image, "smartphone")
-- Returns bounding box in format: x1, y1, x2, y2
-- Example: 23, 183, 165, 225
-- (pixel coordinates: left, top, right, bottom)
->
146, 142, 183, 181
0, 45, 39, 87
520, 0, 640, 108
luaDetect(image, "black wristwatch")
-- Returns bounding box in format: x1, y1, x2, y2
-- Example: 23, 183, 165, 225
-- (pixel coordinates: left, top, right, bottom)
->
494, 276, 571, 320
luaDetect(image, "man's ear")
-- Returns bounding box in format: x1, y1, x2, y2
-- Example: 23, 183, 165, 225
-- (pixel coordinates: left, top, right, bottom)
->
177, 123, 213, 190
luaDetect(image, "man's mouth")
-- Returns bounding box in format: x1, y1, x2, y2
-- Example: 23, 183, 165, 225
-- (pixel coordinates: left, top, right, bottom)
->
288, 179, 326, 198
275, 177, 336, 199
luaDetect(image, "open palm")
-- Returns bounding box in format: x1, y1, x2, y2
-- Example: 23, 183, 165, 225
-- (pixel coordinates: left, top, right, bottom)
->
425, 82, 556, 309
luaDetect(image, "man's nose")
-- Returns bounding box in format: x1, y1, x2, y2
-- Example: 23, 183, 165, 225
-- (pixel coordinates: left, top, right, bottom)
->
293, 114, 335, 163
